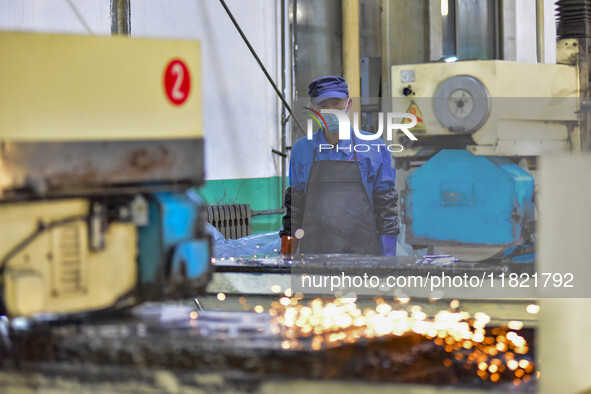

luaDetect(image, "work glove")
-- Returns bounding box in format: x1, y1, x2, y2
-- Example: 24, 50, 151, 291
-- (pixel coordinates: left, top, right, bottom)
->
374, 188, 400, 256
373, 188, 400, 235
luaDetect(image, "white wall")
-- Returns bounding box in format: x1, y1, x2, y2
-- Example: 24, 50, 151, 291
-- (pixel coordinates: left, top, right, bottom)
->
0, 0, 109, 35
0, 0, 284, 182
503, 0, 557, 64
130, 0, 283, 181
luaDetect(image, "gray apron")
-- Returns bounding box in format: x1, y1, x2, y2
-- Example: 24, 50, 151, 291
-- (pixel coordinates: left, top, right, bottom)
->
299, 137, 381, 255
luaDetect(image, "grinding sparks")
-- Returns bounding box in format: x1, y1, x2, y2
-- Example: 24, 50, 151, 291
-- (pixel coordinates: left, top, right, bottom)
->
270, 297, 535, 385
508, 359, 519, 370
526, 304, 540, 314
271, 285, 282, 294
508, 320, 524, 330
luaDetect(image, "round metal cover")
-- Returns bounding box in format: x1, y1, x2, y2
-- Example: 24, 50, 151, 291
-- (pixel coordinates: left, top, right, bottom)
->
433, 75, 491, 133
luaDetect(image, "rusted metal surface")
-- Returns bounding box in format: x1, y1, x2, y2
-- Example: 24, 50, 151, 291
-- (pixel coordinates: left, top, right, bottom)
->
9, 316, 447, 382
0, 139, 204, 201
4, 304, 536, 391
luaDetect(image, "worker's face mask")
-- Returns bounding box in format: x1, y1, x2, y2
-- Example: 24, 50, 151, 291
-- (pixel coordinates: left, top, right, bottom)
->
320, 101, 349, 133
322, 113, 341, 133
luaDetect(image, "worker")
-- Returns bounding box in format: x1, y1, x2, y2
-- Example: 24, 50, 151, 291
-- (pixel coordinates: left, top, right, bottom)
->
280, 76, 399, 255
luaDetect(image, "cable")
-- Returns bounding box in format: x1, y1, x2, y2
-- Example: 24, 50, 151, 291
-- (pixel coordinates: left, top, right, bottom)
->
218, 0, 306, 137
64, 0, 94, 35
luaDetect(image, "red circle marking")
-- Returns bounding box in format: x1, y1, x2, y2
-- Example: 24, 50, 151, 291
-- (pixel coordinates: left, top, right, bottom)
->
164, 59, 191, 105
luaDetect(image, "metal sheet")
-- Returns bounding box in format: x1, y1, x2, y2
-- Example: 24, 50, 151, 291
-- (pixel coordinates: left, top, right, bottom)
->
440, 245, 504, 261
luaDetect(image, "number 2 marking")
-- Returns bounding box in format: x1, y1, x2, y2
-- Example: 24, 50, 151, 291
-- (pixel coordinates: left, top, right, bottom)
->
164, 59, 190, 105
171, 63, 185, 101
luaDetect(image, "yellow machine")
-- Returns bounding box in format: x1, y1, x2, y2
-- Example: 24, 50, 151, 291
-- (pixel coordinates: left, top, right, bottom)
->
0, 32, 210, 317
391, 60, 579, 161
390, 60, 580, 260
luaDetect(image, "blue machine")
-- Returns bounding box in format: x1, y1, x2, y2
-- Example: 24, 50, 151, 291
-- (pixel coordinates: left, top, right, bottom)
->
402, 150, 535, 251
138, 191, 212, 299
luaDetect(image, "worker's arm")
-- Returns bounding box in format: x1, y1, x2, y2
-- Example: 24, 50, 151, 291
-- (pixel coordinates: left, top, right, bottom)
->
374, 189, 399, 256
279, 186, 292, 238
279, 186, 305, 253
372, 142, 400, 256
280, 142, 306, 253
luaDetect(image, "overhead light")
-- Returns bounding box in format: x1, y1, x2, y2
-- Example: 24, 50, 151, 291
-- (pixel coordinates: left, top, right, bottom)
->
441, 0, 449, 16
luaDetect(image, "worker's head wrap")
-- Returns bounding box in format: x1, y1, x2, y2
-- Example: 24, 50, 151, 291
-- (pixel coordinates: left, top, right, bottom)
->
308, 76, 349, 106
